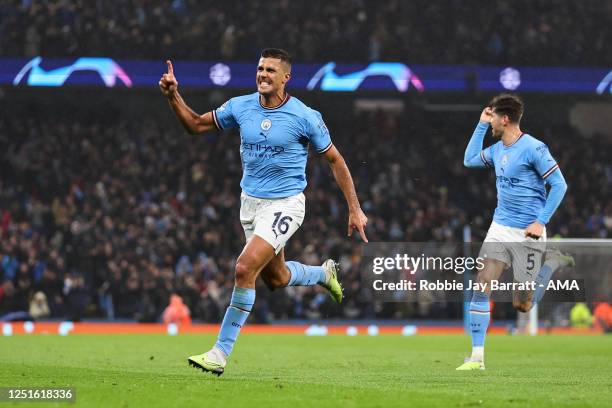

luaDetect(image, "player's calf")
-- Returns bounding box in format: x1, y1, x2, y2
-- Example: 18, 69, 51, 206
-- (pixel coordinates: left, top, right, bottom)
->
534, 248, 575, 303
188, 236, 274, 375
261, 272, 289, 291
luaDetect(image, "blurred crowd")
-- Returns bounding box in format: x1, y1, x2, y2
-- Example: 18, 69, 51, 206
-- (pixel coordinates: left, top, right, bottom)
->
1, 0, 610, 66
0, 99, 610, 322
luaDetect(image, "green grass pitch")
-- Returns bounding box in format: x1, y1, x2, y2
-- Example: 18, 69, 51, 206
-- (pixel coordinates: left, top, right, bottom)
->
1, 334, 610, 407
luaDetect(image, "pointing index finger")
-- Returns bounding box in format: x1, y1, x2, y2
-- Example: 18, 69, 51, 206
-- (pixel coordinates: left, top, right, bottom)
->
166, 60, 174, 75
358, 224, 368, 243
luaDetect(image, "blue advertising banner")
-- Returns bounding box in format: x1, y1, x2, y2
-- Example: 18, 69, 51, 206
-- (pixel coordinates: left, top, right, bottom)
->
2, 57, 612, 94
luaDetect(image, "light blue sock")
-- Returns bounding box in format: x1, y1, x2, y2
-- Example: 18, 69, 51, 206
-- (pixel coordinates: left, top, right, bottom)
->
534, 264, 553, 303
469, 291, 490, 360
286, 261, 326, 286
214, 286, 255, 357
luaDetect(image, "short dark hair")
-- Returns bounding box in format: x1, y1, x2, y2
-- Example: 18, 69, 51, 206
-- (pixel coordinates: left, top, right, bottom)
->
489, 93, 524, 123
260, 48, 292, 66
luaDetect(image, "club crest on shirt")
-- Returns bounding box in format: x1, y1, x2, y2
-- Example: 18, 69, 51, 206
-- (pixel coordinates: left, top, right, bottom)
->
501, 154, 508, 166
261, 118, 272, 131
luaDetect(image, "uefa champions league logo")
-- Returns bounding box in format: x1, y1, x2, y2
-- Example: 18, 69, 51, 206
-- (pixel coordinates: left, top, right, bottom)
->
13, 57, 132, 87
307, 62, 424, 92
261, 118, 272, 131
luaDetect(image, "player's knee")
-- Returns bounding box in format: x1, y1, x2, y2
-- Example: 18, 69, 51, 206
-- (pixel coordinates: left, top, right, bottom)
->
234, 261, 255, 286
513, 300, 533, 313
476, 272, 492, 287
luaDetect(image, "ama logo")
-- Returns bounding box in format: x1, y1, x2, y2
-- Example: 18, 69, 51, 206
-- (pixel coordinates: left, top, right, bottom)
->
13, 57, 133, 87
307, 62, 424, 92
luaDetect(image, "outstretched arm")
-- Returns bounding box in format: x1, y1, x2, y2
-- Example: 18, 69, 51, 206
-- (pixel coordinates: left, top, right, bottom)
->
323, 145, 368, 242
464, 107, 493, 168
159, 60, 216, 134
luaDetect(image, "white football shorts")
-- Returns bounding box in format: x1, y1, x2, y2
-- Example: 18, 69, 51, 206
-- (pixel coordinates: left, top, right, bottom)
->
240, 191, 305, 255
479, 221, 547, 283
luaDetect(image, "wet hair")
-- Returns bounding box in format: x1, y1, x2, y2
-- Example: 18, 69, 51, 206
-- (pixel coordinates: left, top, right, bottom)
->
489, 93, 524, 123
260, 48, 292, 68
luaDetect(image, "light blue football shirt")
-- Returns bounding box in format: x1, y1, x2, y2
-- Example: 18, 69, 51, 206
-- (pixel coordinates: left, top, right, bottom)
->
212, 92, 332, 198
480, 131, 560, 228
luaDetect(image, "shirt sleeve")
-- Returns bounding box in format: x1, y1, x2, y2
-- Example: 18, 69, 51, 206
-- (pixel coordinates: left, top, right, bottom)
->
463, 122, 493, 168
481, 145, 494, 167
536, 169, 567, 225
212, 98, 238, 130
531, 142, 559, 180
305, 109, 332, 154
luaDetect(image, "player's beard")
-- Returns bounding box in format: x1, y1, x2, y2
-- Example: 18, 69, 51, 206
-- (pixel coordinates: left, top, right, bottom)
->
491, 127, 503, 139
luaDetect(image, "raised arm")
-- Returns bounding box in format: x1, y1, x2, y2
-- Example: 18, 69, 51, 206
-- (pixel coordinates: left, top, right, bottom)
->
464, 107, 493, 168
323, 145, 368, 242
159, 60, 216, 134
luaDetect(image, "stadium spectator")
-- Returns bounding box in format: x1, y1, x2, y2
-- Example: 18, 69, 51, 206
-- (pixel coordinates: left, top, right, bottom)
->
63, 273, 89, 321
0, 1, 610, 66
570, 303, 594, 328
29, 291, 50, 320
593, 302, 612, 333
162, 294, 192, 325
